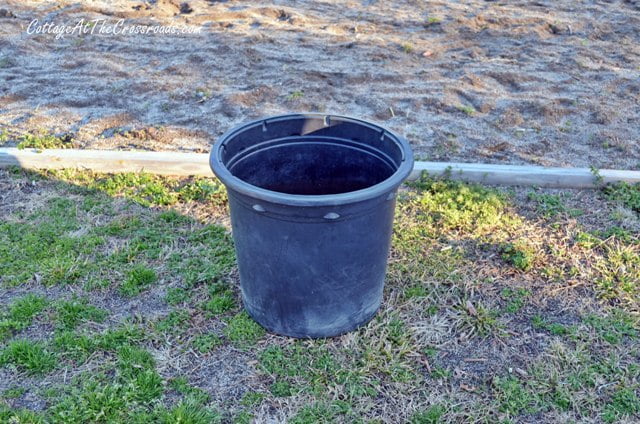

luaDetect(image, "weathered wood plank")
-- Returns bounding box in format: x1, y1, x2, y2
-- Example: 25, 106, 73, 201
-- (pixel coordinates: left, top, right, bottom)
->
2, 148, 639, 188
0, 148, 212, 176
409, 162, 640, 188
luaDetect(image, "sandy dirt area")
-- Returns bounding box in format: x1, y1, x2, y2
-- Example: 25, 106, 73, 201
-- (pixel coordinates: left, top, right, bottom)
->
0, 0, 639, 168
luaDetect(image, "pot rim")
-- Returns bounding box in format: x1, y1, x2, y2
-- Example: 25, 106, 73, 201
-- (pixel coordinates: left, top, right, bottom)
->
209, 113, 414, 207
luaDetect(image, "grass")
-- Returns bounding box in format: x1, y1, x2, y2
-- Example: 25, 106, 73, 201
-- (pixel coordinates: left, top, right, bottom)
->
203, 284, 237, 315
501, 242, 536, 271
604, 182, 640, 214
287, 90, 304, 100
1, 168, 639, 422
456, 104, 476, 116
224, 312, 265, 347
528, 191, 582, 218
192, 333, 222, 353
0, 129, 9, 143
55, 298, 107, 330
1, 295, 48, 341
425, 16, 442, 26
0, 340, 57, 375
17, 132, 73, 150
120, 265, 157, 296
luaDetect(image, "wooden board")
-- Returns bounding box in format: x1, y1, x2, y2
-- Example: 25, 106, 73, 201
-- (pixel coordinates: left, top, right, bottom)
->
410, 162, 640, 188
0, 148, 212, 176
2, 148, 640, 188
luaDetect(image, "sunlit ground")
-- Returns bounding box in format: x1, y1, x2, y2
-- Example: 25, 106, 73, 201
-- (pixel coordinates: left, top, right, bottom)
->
1, 168, 638, 423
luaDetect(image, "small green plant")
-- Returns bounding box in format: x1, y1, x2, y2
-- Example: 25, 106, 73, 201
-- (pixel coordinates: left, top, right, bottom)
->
456, 104, 476, 116
0, 340, 57, 375
575, 231, 601, 249
590, 166, 604, 185
159, 399, 220, 423
240, 391, 265, 407
527, 192, 582, 218
492, 376, 535, 415
410, 404, 446, 423
203, 284, 236, 315
155, 310, 190, 334
287, 90, 304, 100
584, 310, 637, 344
166, 287, 191, 305
270, 380, 295, 397
233, 410, 254, 424
289, 401, 350, 423
425, 16, 442, 25
0, 408, 43, 423
178, 178, 226, 203
120, 265, 157, 296
501, 288, 530, 313
55, 298, 107, 330
169, 377, 210, 406
90, 172, 180, 207
192, 334, 222, 353
531, 315, 571, 336
0, 129, 9, 143
501, 243, 535, 271
401, 42, 414, 53
603, 182, 640, 214
2, 294, 48, 338
17, 132, 73, 150
2, 386, 26, 399
459, 301, 501, 337
404, 284, 429, 299
224, 312, 265, 347
602, 387, 640, 423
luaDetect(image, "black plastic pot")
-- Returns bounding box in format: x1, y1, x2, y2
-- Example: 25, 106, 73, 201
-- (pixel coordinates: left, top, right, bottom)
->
210, 114, 413, 338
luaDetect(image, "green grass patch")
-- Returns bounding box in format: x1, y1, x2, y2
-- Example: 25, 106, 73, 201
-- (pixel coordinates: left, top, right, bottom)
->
155, 310, 191, 334
592, 242, 640, 307
55, 298, 107, 330
0, 198, 104, 286
584, 310, 638, 344
455, 104, 475, 116
500, 288, 530, 313
203, 284, 236, 315
604, 182, 640, 214
17, 132, 73, 150
120, 265, 158, 296
192, 334, 222, 353
501, 242, 535, 271
0, 294, 48, 341
410, 404, 447, 423
602, 387, 640, 423
53, 324, 146, 362
493, 375, 537, 416
399, 173, 519, 242
224, 312, 265, 347
54, 171, 228, 208
528, 191, 582, 218
0, 340, 57, 375
531, 315, 574, 337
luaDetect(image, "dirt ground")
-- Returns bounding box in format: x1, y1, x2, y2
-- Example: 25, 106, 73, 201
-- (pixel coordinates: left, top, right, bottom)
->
0, 0, 639, 168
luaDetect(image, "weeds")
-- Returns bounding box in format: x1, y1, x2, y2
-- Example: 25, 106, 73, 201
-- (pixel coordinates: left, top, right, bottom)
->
17, 132, 73, 150
604, 182, 640, 214
0, 340, 57, 375
456, 104, 476, 116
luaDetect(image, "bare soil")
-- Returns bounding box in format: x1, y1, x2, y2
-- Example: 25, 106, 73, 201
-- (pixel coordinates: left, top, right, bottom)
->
0, 0, 639, 168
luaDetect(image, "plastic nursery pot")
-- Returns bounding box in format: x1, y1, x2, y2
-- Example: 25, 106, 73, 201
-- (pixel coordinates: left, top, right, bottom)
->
210, 114, 414, 338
